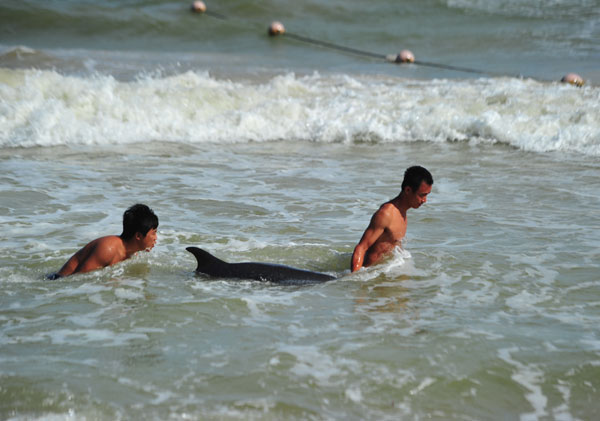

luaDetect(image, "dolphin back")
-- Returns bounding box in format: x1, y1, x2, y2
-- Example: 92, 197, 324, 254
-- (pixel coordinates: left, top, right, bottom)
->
186, 247, 336, 284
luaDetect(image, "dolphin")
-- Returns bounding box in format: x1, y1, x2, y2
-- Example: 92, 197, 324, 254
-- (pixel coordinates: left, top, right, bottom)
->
186, 246, 336, 284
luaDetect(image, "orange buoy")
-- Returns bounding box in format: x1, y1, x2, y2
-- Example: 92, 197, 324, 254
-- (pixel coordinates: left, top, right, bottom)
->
561, 73, 584, 87
268, 21, 285, 36
190, 1, 206, 13
398, 50, 415, 63
386, 50, 415, 64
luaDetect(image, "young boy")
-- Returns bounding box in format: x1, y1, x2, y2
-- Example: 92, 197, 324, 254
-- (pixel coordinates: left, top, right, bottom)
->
48, 204, 158, 279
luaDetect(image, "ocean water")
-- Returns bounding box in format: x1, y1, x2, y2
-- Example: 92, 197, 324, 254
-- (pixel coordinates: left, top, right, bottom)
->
1, 0, 600, 420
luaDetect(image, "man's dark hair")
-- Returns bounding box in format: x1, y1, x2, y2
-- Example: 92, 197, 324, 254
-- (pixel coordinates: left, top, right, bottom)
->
120, 204, 159, 240
401, 166, 434, 193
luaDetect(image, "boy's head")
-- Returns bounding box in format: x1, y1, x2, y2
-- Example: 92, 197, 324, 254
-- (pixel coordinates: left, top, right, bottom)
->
121, 204, 159, 241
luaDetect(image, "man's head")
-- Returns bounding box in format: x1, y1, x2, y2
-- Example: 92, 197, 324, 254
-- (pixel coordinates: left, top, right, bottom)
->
401, 166, 433, 208
401, 166, 433, 193
121, 204, 159, 242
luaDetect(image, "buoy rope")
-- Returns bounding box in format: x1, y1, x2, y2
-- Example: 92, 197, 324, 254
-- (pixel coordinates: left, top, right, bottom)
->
283, 32, 386, 61
202, 11, 506, 77
194, 6, 584, 85
284, 32, 508, 76
204, 10, 228, 20
412, 60, 488, 75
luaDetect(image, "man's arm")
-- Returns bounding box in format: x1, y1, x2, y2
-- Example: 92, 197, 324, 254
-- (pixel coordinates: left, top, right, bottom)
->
351, 207, 390, 272
56, 250, 83, 277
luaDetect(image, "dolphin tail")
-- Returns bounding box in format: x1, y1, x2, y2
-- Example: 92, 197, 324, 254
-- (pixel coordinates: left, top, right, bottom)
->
186, 247, 227, 275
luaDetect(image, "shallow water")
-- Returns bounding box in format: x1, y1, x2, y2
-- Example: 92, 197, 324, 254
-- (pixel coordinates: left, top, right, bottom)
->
2, 0, 600, 419
2, 141, 599, 419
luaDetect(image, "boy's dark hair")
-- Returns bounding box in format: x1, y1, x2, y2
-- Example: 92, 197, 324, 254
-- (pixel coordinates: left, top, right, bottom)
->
120, 204, 159, 240
401, 166, 434, 193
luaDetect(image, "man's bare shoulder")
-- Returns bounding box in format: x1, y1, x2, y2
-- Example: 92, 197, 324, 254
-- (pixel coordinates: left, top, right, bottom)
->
95, 235, 125, 249
373, 202, 397, 220
92, 235, 123, 246
55, 235, 125, 277
86, 236, 126, 261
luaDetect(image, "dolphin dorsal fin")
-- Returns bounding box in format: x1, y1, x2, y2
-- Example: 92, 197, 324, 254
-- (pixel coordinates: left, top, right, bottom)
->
185, 247, 227, 273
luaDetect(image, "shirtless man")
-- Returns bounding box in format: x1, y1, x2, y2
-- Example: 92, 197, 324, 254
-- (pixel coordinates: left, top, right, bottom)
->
49, 204, 159, 279
351, 166, 433, 272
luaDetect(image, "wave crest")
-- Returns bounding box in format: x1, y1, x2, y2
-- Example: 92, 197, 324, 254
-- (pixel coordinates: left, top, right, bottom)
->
1, 69, 598, 155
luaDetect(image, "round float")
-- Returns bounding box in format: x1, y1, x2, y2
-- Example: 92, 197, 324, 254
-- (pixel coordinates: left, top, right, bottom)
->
561, 73, 584, 87
190, 1, 206, 13
386, 50, 415, 63
268, 21, 286, 36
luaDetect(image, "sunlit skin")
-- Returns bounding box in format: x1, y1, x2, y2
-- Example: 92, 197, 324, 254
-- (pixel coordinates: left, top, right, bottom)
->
351, 181, 432, 272
57, 228, 157, 277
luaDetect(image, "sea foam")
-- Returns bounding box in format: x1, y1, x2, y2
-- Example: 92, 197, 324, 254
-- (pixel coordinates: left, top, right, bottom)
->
1, 69, 598, 155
